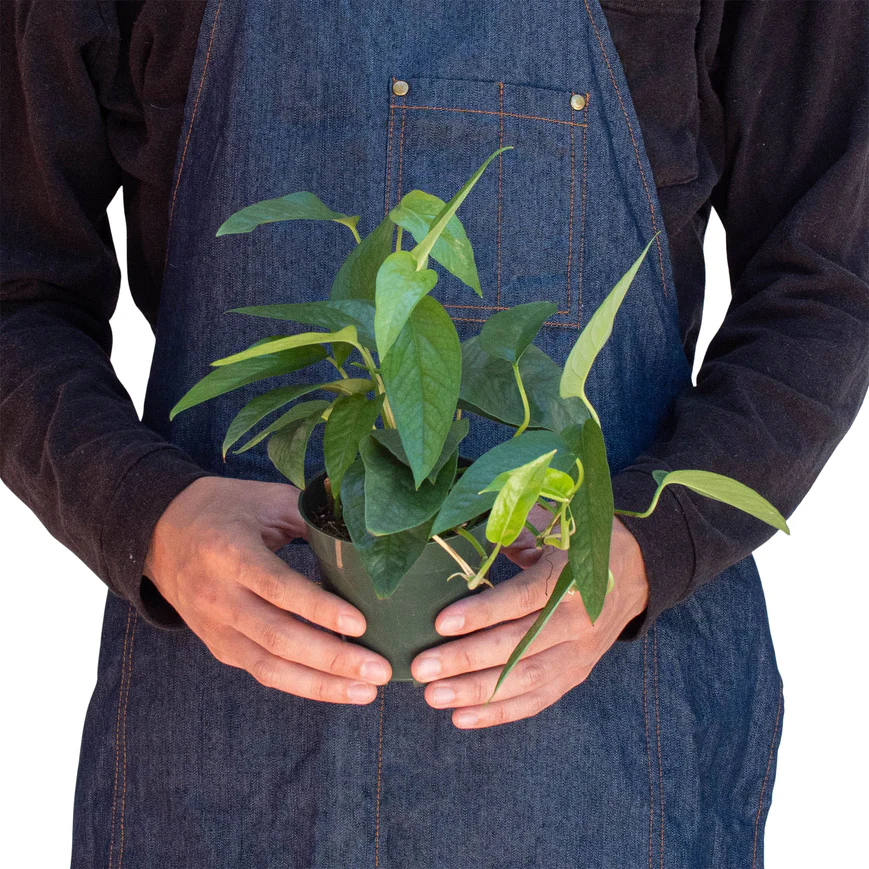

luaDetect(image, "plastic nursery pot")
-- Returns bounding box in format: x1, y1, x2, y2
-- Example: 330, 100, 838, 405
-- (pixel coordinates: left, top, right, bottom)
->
299, 468, 492, 682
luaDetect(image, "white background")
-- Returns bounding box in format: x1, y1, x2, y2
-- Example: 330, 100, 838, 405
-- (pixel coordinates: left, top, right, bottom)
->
2, 197, 866, 866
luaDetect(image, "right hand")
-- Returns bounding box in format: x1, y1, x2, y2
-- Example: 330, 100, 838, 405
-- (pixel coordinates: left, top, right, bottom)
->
143, 476, 391, 704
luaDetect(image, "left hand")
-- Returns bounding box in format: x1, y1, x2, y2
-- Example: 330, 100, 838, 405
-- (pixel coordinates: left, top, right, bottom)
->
410, 507, 650, 729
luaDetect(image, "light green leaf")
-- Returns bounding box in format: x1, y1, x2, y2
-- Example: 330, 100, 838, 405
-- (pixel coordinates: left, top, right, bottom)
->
411, 146, 513, 268
485, 450, 556, 545
323, 393, 384, 505
560, 233, 659, 422
228, 300, 376, 350
650, 469, 790, 534
541, 467, 577, 502
359, 435, 458, 536
389, 190, 481, 296
169, 344, 327, 420
341, 458, 434, 598
233, 399, 331, 454
370, 417, 469, 484
478, 301, 557, 364
210, 326, 360, 367
266, 406, 326, 489
331, 214, 395, 301
216, 191, 359, 238
374, 250, 439, 360
381, 296, 461, 487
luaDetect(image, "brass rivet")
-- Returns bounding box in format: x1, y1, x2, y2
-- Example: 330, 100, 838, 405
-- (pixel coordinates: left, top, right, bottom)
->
392, 79, 410, 96
570, 93, 587, 111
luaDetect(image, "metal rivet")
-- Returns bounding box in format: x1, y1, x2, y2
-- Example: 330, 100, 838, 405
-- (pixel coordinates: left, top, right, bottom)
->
570, 93, 587, 111
392, 79, 410, 96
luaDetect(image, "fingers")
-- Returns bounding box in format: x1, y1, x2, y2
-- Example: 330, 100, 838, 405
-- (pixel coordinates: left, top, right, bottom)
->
411, 610, 570, 682
213, 629, 381, 704
239, 547, 368, 636
435, 548, 568, 637
450, 681, 567, 729
231, 590, 392, 684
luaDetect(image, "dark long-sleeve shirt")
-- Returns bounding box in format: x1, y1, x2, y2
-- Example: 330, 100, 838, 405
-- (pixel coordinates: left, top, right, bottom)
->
2, 0, 868, 637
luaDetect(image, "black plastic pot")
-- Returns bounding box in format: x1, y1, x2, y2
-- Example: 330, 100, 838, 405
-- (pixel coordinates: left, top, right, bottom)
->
299, 468, 491, 682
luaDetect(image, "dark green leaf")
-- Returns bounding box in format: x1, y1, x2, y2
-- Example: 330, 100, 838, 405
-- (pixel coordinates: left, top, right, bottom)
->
216, 191, 359, 237
341, 459, 433, 598
478, 301, 557, 364
233, 399, 331, 454
331, 214, 395, 301
359, 435, 458, 536
266, 407, 326, 489
211, 326, 360, 367
323, 394, 385, 504
381, 295, 461, 487
169, 344, 327, 420
389, 190, 481, 296
370, 417, 469, 484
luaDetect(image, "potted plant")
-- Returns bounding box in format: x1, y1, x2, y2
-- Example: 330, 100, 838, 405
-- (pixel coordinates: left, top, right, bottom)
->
171, 146, 789, 693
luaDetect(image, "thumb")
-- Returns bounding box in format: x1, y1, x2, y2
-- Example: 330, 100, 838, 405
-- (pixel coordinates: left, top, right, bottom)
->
254, 481, 309, 549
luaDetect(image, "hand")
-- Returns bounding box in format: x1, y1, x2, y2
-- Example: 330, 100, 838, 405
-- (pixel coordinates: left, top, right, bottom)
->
144, 476, 392, 703
410, 506, 649, 728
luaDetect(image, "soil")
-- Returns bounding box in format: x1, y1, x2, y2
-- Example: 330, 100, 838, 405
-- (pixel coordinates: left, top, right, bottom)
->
309, 499, 352, 541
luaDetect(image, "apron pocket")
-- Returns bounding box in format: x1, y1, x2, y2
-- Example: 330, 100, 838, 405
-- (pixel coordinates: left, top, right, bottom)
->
384, 75, 589, 328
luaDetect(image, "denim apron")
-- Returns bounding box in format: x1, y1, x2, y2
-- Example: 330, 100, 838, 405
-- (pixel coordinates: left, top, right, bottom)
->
72, 1, 785, 866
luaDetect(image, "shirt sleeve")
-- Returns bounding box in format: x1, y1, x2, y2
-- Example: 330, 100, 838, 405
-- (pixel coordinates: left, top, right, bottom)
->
0, 1, 209, 628
612, 0, 869, 639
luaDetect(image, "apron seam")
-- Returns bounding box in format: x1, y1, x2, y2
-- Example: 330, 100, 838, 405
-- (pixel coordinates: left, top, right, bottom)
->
580, 0, 669, 298
384, 78, 398, 217
374, 684, 387, 868
496, 81, 504, 308
578, 93, 589, 329
397, 97, 409, 205
653, 625, 665, 868
107, 605, 132, 868
751, 681, 783, 868
117, 613, 138, 869
643, 634, 655, 869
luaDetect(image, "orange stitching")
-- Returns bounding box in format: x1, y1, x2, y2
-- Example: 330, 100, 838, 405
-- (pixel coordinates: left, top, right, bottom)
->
451, 314, 586, 329
643, 636, 654, 869
577, 94, 589, 328
374, 685, 386, 867
117, 613, 138, 868
384, 79, 398, 216
581, 0, 668, 297
396, 97, 408, 201
752, 683, 783, 868
164, 0, 225, 270
653, 627, 665, 868
388, 103, 587, 129
497, 82, 504, 307
108, 605, 132, 869
566, 122, 576, 317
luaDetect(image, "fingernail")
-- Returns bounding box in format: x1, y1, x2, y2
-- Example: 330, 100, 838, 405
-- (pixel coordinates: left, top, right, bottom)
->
360, 661, 389, 683
348, 681, 377, 703
439, 614, 465, 634
338, 612, 365, 634
430, 686, 456, 707
415, 656, 441, 681
454, 711, 478, 728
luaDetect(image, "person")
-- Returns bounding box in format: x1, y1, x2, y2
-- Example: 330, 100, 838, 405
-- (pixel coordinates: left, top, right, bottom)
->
2, 0, 867, 866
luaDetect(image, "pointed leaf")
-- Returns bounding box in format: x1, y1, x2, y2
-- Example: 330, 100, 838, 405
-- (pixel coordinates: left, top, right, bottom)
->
323, 394, 385, 504
381, 296, 461, 487
370, 417, 469, 484
216, 191, 359, 237
479, 301, 558, 364
389, 190, 481, 296
233, 400, 330, 454
560, 233, 659, 420
210, 326, 360, 367
485, 450, 556, 545
266, 407, 326, 489
331, 214, 395, 301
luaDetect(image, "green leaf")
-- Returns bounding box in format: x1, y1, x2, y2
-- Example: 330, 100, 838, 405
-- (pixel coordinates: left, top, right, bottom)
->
560, 233, 659, 422
216, 191, 359, 237
228, 300, 377, 350
359, 435, 458, 536
381, 295, 461, 487
323, 394, 385, 504
432, 430, 578, 536
169, 344, 327, 420
210, 326, 360, 367
233, 399, 331, 454
651, 470, 790, 534
484, 450, 556, 546
341, 459, 434, 598
374, 250, 439, 360
490, 560, 576, 701
459, 338, 590, 433
370, 417, 469, 484
411, 146, 513, 268
389, 190, 481, 296
266, 406, 326, 489
562, 418, 614, 623
478, 301, 557, 364
541, 467, 578, 502
331, 214, 395, 301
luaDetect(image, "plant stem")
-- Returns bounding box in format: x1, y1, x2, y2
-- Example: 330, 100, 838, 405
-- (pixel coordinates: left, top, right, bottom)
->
613, 483, 665, 520
348, 224, 362, 245
512, 361, 531, 437
395, 225, 403, 251
453, 526, 488, 560
432, 534, 474, 577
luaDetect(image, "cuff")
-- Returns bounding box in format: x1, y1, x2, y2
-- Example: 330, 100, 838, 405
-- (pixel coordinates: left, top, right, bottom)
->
610, 465, 697, 641
98, 446, 211, 629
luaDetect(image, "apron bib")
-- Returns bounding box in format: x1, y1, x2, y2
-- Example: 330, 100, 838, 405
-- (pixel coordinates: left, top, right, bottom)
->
72, 1, 784, 865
